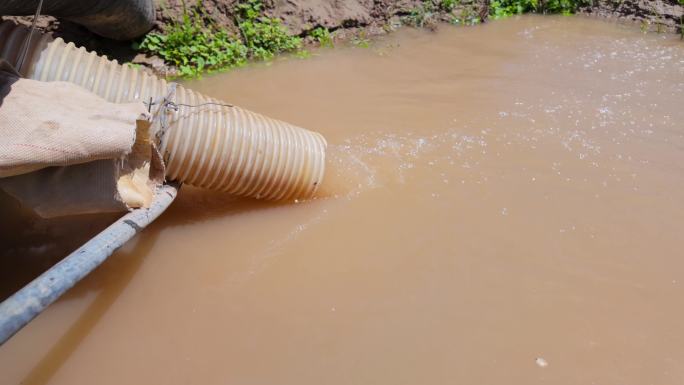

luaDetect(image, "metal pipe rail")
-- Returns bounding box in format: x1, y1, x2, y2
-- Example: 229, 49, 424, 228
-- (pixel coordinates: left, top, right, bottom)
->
0, 183, 179, 345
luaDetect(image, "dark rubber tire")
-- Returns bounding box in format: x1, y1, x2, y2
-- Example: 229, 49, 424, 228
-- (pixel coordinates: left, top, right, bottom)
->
0, 0, 155, 40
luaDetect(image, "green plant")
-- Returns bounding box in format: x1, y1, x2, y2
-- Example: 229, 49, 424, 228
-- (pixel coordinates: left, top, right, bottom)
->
137, 0, 301, 77
439, 0, 458, 12
235, 0, 302, 60
645, 1, 665, 34
138, 3, 247, 77
402, 1, 437, 27
543, 0, 585, 14
352, 31, 371, 48
489, 0, 536, 19
489, 0, 586, 18
679, 0, 684, 39
309, 27, 334, 48
294, 49, 312, 58
452, 4, 481, 25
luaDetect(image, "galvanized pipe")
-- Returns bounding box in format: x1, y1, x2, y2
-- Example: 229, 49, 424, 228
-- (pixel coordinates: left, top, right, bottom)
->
0, 183, 179, 345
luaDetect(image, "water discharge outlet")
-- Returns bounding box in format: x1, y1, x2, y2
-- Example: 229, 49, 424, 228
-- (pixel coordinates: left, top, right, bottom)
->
0, 21, 327, 201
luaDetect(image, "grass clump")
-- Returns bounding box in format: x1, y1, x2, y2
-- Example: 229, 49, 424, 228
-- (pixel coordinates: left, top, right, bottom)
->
309, 27, 334, 47
236, 0, 302, 60
489, 0, 534, 18
352, 31, 371, 48
543, 0, 588, 14
138, 6, 247, 77
137, 0, 301, 77
676, 0, 683, 39
450, 2, 482, 25
439, 0, 458, 12
490, 0, 588, 19
402, 1, 438, 28
403, 0, 480, 27
401, 0, 590, 26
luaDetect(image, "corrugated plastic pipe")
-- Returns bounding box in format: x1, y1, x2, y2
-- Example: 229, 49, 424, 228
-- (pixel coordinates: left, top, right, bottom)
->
0, 21, 327, 201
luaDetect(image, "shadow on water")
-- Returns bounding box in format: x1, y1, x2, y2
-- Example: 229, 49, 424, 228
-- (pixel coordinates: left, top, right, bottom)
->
0, 186, 283, 298
18, 230, 160, 385
0, 190, 120, 300
157, 185, 287, 226
4, 185, 286, 385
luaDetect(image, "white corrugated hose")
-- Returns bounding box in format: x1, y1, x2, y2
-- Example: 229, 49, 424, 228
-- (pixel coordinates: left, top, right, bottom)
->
0, 21, 326, 201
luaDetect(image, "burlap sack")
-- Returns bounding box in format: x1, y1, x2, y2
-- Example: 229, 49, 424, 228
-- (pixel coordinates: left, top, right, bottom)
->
0, 64, 165, 218
0, 70, 144, 177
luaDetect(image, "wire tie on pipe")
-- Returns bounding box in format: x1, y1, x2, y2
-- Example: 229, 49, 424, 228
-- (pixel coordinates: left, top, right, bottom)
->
143, 82, 235, 142
144, 82, 179, 146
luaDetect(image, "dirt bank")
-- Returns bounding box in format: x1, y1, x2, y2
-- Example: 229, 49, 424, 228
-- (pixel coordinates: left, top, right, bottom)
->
2, 0, 682, 76
580, 0, 683, 33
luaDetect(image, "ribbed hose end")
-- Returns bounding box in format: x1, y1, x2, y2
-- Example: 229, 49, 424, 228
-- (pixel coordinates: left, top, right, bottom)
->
24, 35, 327, 202
159, 90, 327, 201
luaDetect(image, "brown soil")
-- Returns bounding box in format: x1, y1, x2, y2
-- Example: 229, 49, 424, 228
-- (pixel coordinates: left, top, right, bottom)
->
581, 0, 684, 33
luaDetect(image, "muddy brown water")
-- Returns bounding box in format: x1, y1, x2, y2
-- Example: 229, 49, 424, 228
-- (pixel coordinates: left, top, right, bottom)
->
2, 15, 684, 385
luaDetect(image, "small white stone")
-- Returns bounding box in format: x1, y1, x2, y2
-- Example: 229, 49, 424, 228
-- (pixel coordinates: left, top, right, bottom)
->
535, 357, 548, 368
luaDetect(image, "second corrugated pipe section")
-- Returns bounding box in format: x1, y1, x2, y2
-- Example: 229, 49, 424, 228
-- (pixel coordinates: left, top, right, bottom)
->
0, 21, 326, 201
